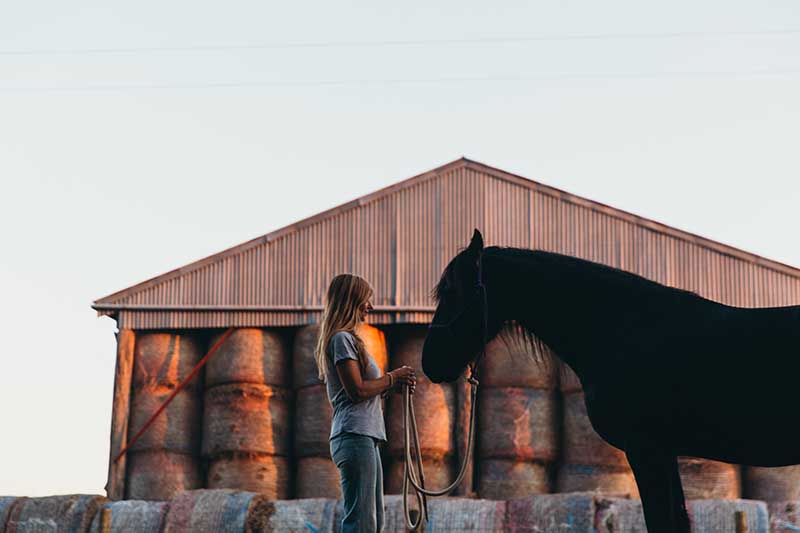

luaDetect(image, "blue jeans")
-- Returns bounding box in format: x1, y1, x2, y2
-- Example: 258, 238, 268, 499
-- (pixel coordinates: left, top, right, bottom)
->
330, 432, 384, 532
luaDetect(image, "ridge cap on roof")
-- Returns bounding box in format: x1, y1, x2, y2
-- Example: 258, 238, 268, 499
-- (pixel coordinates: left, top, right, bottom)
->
93, 157, 800, 306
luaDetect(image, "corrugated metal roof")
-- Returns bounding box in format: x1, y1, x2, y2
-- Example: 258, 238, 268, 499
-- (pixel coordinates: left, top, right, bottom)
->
93, 158, 800, 330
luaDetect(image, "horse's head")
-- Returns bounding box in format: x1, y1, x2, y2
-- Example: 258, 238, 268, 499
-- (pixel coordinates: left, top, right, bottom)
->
422, 229, 494, 383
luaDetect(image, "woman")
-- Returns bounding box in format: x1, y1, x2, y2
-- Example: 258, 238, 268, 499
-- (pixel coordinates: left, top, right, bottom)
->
315, 274, 416, 532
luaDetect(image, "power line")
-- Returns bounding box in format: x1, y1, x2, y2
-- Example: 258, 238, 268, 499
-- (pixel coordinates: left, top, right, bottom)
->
1, 29, 799, 56
1, 68, 799, 93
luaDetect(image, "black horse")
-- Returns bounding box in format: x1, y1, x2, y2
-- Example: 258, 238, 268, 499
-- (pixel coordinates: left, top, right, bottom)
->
421, 229, 800, 533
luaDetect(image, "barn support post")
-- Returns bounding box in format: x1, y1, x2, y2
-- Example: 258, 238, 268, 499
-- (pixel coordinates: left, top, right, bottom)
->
105, 328, 136, 500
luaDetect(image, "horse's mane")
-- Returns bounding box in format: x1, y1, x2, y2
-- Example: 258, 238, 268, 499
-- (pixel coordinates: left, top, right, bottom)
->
431, 245, 702, 378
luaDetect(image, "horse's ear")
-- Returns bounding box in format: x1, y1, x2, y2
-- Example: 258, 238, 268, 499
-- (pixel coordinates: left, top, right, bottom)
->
467, 229, 484, 255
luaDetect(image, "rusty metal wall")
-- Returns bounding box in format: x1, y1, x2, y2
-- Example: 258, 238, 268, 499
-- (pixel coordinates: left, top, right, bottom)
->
94, 159, 800, 330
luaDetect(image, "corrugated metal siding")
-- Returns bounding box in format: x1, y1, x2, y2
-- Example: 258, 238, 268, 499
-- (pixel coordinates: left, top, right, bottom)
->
94, 159, 800, 330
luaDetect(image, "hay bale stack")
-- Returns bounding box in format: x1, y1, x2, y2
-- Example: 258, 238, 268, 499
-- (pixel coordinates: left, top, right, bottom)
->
88, 500, 168, 533
556, 364, 639, 498
385, 326, 457, 495
5, 494, 106, 533
246, 497, 340, 532
476, 329, 557, 499
595, 498, 647, 533
202, 328, 290, 497
162, 489, 255, 533
0, 497, 25, 531
679, 457, 740, 500
689, 499, 769, 532
126, 332, 204, 500
744, 466, 800, 503
292, 323, 388, 498
506, 492, 596, 532
769, 501, 800, 532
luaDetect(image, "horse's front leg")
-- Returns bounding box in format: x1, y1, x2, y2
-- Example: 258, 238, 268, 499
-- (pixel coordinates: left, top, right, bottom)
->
626, 441, 690, 533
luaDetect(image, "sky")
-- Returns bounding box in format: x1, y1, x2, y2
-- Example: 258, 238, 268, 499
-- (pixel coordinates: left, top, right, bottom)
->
0, 1, 798, 496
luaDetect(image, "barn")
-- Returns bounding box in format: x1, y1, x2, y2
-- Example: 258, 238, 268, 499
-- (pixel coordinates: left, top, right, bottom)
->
92, 157, 800, 512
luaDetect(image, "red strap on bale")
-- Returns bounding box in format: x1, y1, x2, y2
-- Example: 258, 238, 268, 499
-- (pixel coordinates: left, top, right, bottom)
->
113, 327, 235, 464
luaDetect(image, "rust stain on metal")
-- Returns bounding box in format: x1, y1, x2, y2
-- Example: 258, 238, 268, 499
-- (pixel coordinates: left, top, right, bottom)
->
93, 158, 800, 330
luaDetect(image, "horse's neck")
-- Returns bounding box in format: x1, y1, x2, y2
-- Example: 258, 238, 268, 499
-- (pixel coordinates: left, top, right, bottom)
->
486, 250, 604, 381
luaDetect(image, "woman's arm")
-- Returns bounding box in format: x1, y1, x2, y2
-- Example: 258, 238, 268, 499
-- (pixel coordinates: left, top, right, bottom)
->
335, 359, 394, 402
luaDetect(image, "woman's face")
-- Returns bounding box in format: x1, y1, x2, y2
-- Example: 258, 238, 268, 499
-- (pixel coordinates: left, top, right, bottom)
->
358, 295, 374, 322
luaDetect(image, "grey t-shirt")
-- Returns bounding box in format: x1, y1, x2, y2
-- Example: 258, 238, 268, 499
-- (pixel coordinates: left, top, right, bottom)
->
325, 330, 387, 442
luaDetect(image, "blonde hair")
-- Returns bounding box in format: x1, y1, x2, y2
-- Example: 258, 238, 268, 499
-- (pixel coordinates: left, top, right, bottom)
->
314, 274, 374, 382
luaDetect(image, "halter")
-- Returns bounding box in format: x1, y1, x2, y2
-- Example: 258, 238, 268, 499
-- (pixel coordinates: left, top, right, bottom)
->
401, 253, 488, 530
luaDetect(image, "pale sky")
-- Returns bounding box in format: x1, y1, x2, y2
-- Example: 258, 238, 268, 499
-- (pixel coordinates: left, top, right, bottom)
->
1, 1, 798, 496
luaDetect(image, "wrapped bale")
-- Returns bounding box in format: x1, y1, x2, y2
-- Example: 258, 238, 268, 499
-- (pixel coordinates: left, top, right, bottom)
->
679, 457, 741, 500
0, 497, 24, 530
292, 323, 387, 498
506, 492, 596, 532
382, 495, 506, 532
162, 489, 254, 533
477, 329, 557, 499
126, 451, 202, 502
202, 382, 291, 497
770, 501, 800, 533
557, 363, 638, 497
246, 497, 339, 533
744, 466, 800, 502
89, 500, 168, 533
127, 331, 205, 500
296, 457, 342, 499
5, 494, 106, 533
595, 498, 647, 533
385, 326, 456, 494
689, 499, 769, 533
477, 460, 550, 501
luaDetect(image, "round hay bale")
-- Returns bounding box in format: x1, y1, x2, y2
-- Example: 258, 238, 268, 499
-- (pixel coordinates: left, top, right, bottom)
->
294, 384, 333, 458
561, 391, 628, 467
128, 387, 201, 453
0, 497, 24, 531
89, 500, 168, 533
246, 496, 340, 533
356, 323, 389, 373
202, 383, 291, 457
479, 327, 556, 388
678, 457, 740, 500
555, 464, 639, 498
386, 380, 455, 460
133, 332, 204, 390
293, 324, 388, 389
295, 457, 342, 499
292, 325, 322, 389
559, 362, 583, 393
477, 387, 557, 462
163, 489, 255, 533
207, 453, 290, 498
389, 326, 429, 378
744, 465, 800, 502
126, 450, 202, 501
5, 494, 107, 533
205, 328, 288, 387
477, 459, 549, 500
385, 456, 455, 495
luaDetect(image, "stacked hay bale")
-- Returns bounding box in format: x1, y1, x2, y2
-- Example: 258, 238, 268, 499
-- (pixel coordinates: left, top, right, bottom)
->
743, 466, 800, 504
678, 457, 740, 500
4, 494, 107, 533
202, 328, 291, 497
476, 329, 558, 499
89, 500, 168, 533
385, 325, 457, 494
557, 364, 639, 497
126, 332, 205, 500
292, 323, 389, 498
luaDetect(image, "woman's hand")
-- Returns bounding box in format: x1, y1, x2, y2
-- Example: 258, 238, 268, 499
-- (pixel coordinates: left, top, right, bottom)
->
389, 365, 417, 394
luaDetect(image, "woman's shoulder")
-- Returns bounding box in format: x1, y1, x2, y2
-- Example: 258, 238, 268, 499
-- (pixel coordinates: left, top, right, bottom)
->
329, 330, 357, 350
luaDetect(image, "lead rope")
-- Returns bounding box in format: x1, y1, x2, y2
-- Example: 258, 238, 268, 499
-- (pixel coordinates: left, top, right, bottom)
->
401, 367, 479, 531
